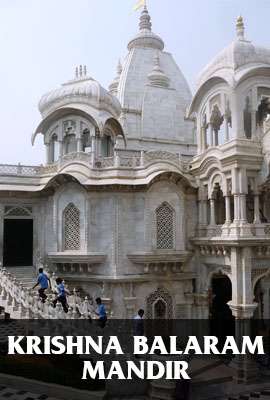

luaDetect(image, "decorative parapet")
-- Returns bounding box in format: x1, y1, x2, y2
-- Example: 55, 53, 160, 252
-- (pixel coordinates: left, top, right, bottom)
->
0, 150, 191, 177
264, 224, 270, 236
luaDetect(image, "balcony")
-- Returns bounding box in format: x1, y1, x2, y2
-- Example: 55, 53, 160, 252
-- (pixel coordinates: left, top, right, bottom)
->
0, 150, 191, 177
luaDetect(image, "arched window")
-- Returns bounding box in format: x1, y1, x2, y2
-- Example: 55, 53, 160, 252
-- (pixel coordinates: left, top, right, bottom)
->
156, 202, 175, 249
63, 203, 80, 250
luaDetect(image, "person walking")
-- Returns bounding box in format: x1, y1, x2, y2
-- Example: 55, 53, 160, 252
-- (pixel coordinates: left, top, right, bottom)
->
53, 277, 69, 313
32, 268, 51, 303
95, 297, 107, 328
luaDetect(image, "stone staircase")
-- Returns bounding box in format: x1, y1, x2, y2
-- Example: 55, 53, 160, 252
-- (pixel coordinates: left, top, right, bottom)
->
5, 266, 36, 289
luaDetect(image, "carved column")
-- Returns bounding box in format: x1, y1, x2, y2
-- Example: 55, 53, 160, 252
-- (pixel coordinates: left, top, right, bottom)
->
229, 247, 258, 383
201, 127, 206, 152
209, 124, 214, 147
214, 129, 219, 146
239, 194, 247, 223
209, 198, 216, 226
77, 137, 83, 152
225, 195, 231, 224
253, 192, 264, 236
58, 140, 63, 159
253, 193, 261, 224
45, 143, 51, 164
224, 115, 229, 142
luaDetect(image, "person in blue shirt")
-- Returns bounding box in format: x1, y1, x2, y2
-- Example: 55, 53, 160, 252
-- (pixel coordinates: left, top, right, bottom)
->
95, 297, 107, 328
33, 268, 51, 303
53, 277, 69, 313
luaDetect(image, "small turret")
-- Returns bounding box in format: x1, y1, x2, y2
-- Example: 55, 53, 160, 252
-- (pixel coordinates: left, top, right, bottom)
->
109, 60, 123, 96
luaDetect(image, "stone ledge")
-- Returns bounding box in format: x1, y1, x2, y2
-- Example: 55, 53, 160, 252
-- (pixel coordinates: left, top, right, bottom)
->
127, 251, 191, 264
47, 252, 106, 264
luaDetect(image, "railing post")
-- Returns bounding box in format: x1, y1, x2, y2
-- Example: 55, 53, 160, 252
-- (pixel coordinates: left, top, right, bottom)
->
140, 151, 144, 167
114, 153, 120, 168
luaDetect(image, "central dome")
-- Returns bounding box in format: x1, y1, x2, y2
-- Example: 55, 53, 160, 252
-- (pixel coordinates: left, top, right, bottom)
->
109, 6, 194, 152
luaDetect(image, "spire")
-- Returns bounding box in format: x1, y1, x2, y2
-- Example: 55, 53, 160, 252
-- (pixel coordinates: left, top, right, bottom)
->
139, 4, 152, 31
109, 59, 122, 96
236, 16, 245, 40
148, 53, 170, 88
128, 2, 164, 51
74, 65, 88, 80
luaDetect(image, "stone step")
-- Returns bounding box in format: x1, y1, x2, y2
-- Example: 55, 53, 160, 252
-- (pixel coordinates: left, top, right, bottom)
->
5, 267, 36, 289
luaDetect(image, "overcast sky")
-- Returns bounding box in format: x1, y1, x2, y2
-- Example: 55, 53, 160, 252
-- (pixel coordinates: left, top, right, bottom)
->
0, 0, 270, 165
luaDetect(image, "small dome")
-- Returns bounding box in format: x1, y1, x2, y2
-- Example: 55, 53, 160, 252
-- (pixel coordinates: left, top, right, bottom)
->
127, 6, 164, 51
197, 17, 270, 88
39, 65, 121, 118
109, 60, 122, 96
148, 54, 170, 87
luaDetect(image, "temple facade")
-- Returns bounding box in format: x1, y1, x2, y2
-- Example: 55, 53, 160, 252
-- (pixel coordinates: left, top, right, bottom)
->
1, 7, 270, 321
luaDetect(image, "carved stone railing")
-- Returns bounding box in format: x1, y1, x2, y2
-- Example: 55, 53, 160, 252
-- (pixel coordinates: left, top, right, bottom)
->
264, 224, 270, 236
0, 150, 191, 177
207, 225, 223, 237
0, 268, 96, 320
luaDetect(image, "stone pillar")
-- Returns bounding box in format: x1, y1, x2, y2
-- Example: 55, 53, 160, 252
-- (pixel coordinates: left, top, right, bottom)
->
239, 194, 247, 223
224, 116, 229, 142
209, 124, 214, 147
77, 137, 83, 152
45, 143, 51, 164
253, 192, 265, 236
201, 126, 206, 152
253, 193, 261, 224
225, 195, 231, 224
209, 198, 216, 226
229, 248, 258, 382
251, 110, 257, 138
198, 197, 208, 236
214, 130, 219, 146
58, 140, 63, 159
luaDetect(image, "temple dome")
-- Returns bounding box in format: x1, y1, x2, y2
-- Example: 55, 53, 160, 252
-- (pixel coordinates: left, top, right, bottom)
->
39, 65, 121, 118
197, 17, 270, 88
114, 6, 194, 151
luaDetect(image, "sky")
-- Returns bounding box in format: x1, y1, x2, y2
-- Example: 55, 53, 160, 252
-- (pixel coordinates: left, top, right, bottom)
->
0, 0, 270, 165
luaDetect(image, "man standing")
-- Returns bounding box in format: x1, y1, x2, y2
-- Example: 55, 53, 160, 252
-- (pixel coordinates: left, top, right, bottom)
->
95, 297, 107, 328
33, 268, 51, 303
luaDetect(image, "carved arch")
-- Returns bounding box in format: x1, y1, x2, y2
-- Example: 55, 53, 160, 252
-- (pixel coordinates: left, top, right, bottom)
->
146, 287, 173, 319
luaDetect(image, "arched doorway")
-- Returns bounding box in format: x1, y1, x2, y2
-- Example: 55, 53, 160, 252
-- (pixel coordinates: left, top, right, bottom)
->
210, 274, 235, 346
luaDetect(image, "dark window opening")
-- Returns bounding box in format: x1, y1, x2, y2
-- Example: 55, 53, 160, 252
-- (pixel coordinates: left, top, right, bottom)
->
3, 219, 33, 266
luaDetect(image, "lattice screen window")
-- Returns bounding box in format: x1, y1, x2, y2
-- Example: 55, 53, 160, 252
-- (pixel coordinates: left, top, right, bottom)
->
63, 203, 80, 250
156, 202, 175, 249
